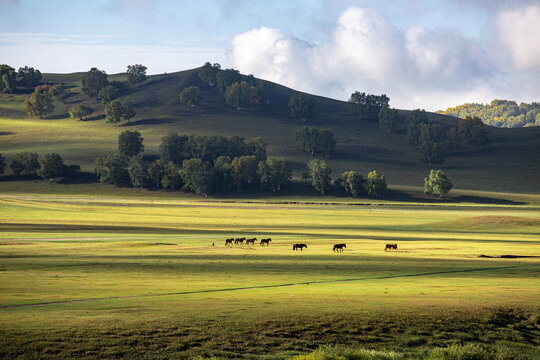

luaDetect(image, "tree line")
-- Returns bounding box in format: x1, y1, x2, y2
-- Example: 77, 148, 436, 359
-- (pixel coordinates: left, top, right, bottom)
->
0, 152, 80, 181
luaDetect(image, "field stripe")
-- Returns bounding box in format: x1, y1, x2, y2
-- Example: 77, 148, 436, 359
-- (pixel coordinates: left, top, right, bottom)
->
1, 264, 537, 309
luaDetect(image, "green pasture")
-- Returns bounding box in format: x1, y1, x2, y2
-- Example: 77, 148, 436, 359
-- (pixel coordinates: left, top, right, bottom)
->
0, 193, 539, 358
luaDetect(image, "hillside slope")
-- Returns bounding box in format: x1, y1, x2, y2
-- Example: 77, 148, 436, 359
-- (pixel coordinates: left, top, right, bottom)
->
0, 67, 539, 193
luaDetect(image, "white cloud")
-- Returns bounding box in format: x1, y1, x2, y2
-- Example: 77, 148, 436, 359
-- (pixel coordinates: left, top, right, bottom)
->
229, 5, 540, 111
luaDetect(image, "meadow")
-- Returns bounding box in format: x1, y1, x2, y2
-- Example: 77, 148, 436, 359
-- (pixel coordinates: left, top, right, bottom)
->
0, 191, 539, 359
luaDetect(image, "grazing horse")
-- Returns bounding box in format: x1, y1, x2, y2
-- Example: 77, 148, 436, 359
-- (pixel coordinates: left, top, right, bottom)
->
260, 238, 272, 246
385, 244, 398, 251
333, 243, 346, 252
225, 238, 234, 246
293, 243, 307, 251
235, 238, 245, 245
246, 238, 257, 245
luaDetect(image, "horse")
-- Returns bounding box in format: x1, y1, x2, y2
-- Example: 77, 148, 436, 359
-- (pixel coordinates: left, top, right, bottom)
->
333, 243, 346, 252
260, 238, 272, 246
385, 244, 398, 251
293, 243, 307, 251
246, 238, 257, 245
225, 238, 234, 246
235, 238, 245, 245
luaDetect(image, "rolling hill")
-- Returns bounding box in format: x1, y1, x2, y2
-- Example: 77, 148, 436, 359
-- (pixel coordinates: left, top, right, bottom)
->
1, 67, 539, 194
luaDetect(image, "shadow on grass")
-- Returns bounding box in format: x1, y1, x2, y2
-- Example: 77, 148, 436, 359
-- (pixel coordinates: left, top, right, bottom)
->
80, 114, 105, 122
58, 172, 97, 185
121, 118, 175, 126
387, 188, 526, 206
0, 131, 15, 136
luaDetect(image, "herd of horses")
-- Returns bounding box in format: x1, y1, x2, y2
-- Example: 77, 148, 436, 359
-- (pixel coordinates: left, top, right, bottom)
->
223, 238, 399, 252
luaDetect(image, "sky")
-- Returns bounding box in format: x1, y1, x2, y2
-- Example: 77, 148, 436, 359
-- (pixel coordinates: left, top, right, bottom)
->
1, 0, 539, 110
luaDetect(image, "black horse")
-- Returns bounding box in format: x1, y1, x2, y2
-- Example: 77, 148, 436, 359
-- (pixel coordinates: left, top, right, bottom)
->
293, 243, 307, 251
333, 243, 346, 252
385, 244, 398, 251
260, 238, 272, 246
225, 238, 234, 246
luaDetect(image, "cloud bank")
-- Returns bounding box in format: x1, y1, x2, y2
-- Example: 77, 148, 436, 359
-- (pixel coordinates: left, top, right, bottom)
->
229, 5, 540, 110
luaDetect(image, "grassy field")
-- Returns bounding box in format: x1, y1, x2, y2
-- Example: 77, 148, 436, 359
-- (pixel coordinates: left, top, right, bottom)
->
0, 191, 539, 359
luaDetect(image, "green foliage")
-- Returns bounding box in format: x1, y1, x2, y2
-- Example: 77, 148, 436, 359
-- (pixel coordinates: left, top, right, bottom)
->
122, 101, 137, 124
348, 91, 390, 120
213, 156, 234, 193
82, 68, 108, 99
257, 80, 275, 105
231, 155, 258, 191
198, 62, 221, 87
292, 345, 403, 360
366, 170, 387, 199
257, 157, 292, 192
289, 93, 315, 120
105, 100, 124, 123
316, 129, 336, 157
338, 171, 365, 197
126, 64, 147, 85
247, 137, 267, 161
307, 159, 332, 196
295, 127, 336, 157
181, 158, 213, 196
458, 116, 489, 146
10, 152, 39, 176
424, 169, 453, 198
224, 81, 258, 109
426, 344, 490, 360
159, 132, 189, 165
24, 88, 54, 118
98, 85, 118, 104
38, 153, 65, 180
216, 68, 240, 92
179, 86, 201, 107
17, 66, 42, 87
128, 156, 149, 188
406, 109, 429, 146
118, 130, 144, 157
161, 161, 182, 190
378, 104, 398, 134
0, 64, 17, 93
183, 134, 263, 163
94, 154, 128, 186
69, 104, 94, 120
439, 99, 540, 128
0, 153, 5, 175
444, 126, 462, 152
148, 159, 166, 189
418, 124, 447, 166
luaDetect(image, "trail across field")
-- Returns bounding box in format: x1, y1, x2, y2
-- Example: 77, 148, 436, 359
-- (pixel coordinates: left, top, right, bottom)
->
1, 264, 535, 309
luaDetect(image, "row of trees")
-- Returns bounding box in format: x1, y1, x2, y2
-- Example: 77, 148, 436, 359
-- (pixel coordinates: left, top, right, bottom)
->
294, 126, 336, 157
0, 152, 79, 180
0, 65, 42, 93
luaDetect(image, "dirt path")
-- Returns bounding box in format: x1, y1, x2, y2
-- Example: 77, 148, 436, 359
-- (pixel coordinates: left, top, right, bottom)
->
1, 264, 536, 309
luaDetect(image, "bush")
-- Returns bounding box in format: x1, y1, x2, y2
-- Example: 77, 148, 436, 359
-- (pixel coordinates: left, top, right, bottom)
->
291, 345, 403, 360
426, 344, 490, 360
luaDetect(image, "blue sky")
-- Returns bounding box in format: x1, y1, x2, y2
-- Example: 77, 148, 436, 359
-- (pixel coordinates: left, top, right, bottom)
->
2, 0, 539, 110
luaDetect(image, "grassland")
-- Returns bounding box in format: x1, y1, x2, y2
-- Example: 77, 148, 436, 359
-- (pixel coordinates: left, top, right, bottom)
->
0, 192, 538, 358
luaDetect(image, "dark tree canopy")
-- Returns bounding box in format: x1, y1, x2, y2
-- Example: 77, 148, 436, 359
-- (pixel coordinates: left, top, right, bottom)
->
406, 109, 429, 146
257, 80, 276, 105
17, 66, 42, 87
348, 91, 389, 120
181, 158, 213, 196
128, 156, 149, 188
257, 157, 292, 192
418, 124, 447, 166
288, 93, 315, 120
94, 154, 129, 186
118, 130, 144, 157
38, 153, 65, 180
148, 159, 166, 189
316, 129, 336, 157
105, 100, 124, 123
98, 85, 118, 104
24, 88, 54, 118
458, 116, 489, 146
122, 101, 137, 124
69, 104, 94, 120
179, 86, 201, 107
126, 64, 147, 84
0, 153, 5, 175
424, 169, 453, 198
338, 171, 365, 198
216, 68, 240, 92
224, 82, 258, 109
378, 104, 398, 134
82, 68, 108, 99
366, 170, 387, 199
198, 62, 221, 87
307, 159, 332, 196
213, 156, 234, 193
161, 161, 182, 190
159, 132, 189, 165
0, 64, 17, 93
295, 127, 335, 157
232, 155, 258, 191
10, 152, 39, 176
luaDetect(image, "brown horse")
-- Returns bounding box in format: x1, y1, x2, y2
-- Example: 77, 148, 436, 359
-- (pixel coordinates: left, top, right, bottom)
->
385, 244, 398, 251
293, 243, 307, 251
333, 243, 346, 252
225, 238, 234, 246
235, 238, 245, 245
260, 238, 272, 246
246, 238, 257, 245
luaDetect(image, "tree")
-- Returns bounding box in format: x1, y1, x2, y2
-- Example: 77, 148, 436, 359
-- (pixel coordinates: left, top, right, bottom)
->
406, 109, 429, 146
0, 65, 17, 93
316, 129, 336, 157
148, 159, 166, 189
179, 86, 201, 107
213, 156, 234, 193
181, 158, 213, 196
289, 93, 315, 120
69, 104, 94, 120
98, 85, 118, 104
231, 155, 258, 191
38, 153, 65, 180
126, 64, 147, 84
94, 154, 128, 186
418, 124, 447, 166
82, 68, 108, 99
118, 130, 144, 158
458, 116, 489, 146
307, 159, 332, 196
378, 104, 398, 134
122, 101, 137, 124
257, 80, 275, 105
348, 91, 389, 120
10, 152, 39, 176
224, 82, 258, 109
295, 126, 319, 156
17, 66, 42, 87
445, 126, 462, 152
198, 62, 221, 87
0, 153, 6, 176
161, 161, 182, 190
105, 100, 124, 123
128, 156, 149, 188
247, 137, 267, 161
24, 88, 54, 118
257, 157, 292, 192
366, 170, 387, 199
159, 132, 188, 164
339, 171, 365, 198
216, 68, 240, 92
424, 169, 453, 198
